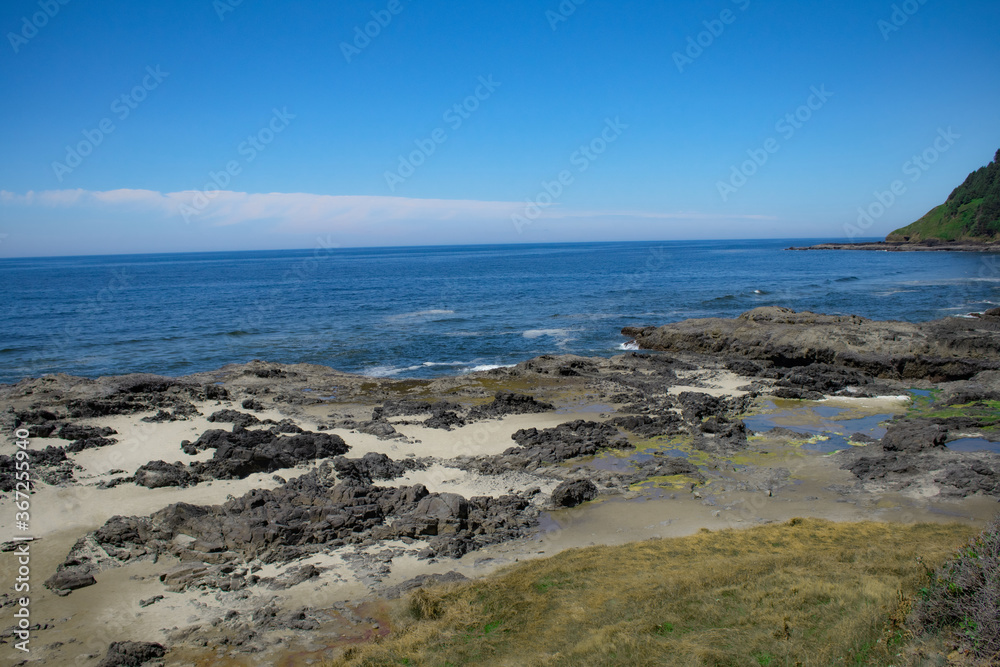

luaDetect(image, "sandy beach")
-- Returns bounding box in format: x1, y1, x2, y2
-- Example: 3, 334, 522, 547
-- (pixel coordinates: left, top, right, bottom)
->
2, 308, 999, 664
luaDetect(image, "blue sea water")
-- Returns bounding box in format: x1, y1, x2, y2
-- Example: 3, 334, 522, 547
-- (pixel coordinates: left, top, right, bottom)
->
1, 239, 999, 384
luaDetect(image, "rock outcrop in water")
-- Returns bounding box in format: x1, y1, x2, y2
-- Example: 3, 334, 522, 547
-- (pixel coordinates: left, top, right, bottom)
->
623, 307, 1000, 381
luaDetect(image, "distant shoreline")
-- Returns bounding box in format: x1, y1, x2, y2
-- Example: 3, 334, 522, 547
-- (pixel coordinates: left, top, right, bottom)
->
787, 241, 1000, 252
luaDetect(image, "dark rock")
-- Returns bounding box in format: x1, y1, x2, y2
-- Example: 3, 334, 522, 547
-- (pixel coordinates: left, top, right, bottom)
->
0, 446, 71, 492
382, 571, 468, 599
468, 391, 554, 419
609, 414, 683, 437
207, 409, 261, 428
507, 420, 629, 463
881, 420, 948, 452
943, 390, 1000, 405
424, 410, 466, 430
272, 418, 304, 434
95, 516, 145, 546
133, 461, 198, 489
267, 564, 322, 590
624, 307, 1000, 382
725, 358, 770, 376
516, 355, 601, 377
65, 436, 117, 453
693, 419, 749, 453
936, 462, 999, 495
172, 428, 351, 481
250, 367, 285, 378
241, 398, 264, 411
551, 479, 598, 507
844, 453, 923, 481
58, 424, 117, 440
677, 392, 725, 421
97, 641, 166, 667
58, 466, 539, 590
357, 420, 400, 439
771, 387, 825, 401
44, 569, 97, 593
333, 452, 421, 485
140, 410, 174, 423
405, 493, 469, 536
373, 400, 461, 420
202, 384, 230, 400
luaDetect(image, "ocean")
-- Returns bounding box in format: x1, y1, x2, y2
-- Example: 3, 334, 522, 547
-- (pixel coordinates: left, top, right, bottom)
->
2, 239, 998, 384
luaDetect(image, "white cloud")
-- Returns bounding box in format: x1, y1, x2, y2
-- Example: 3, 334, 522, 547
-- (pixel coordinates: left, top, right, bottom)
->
0, 188, 776, 234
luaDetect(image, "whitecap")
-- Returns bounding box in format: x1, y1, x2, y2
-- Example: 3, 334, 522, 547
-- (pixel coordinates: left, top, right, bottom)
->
466, 364, 517, 373
618, 341, 640, 351
365, 364, 423, 377
523, 328, 576, 349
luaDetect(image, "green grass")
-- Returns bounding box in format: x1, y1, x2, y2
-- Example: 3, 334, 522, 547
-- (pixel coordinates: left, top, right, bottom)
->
331, 519, 976, 667
888, 198, 988, 241
904, 392, 1000, 430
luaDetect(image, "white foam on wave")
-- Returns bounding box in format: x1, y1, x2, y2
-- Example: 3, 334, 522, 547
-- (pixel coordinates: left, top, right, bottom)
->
364, 365, 418, 377
523, 328, 569, 339
466, 363, 517, 373
522, 328, 577, 348
618, 341, 640, 351
366, 360, 506, 377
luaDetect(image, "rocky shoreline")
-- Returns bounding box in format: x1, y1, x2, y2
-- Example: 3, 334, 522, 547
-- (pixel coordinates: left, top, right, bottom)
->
788, 240, 1000, 252
2, 307, 1000, 665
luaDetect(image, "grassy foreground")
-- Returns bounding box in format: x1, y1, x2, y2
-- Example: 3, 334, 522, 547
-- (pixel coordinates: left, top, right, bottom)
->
332, 519, 976, 666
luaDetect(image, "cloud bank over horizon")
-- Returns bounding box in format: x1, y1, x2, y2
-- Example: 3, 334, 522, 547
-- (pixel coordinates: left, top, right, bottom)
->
0, 188, 784, 257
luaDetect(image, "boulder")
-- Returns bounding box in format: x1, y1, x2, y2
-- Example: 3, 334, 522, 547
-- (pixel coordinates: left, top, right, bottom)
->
44, 569, 97, 592
468, 391, 554, 419
134, 461, 198, 489
881, 420, 948, 452
97, 641, 166, 667
507, 420, 629, 464
551, 479, 598, 507
207, 409, 260, 428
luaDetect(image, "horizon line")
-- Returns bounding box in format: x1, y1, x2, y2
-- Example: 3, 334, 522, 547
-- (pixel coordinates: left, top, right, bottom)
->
0, 236, 883, 261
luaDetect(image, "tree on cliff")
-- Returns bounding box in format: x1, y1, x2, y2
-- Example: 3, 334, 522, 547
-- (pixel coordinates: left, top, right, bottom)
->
887, 149, 1000, 242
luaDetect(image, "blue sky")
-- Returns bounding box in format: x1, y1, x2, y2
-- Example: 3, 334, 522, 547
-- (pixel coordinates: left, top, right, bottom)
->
1, 0, 998, 257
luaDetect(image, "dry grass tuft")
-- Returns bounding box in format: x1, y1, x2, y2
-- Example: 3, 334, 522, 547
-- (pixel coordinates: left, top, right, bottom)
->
330, 519, 977, 666
913, 514, 1000, 661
